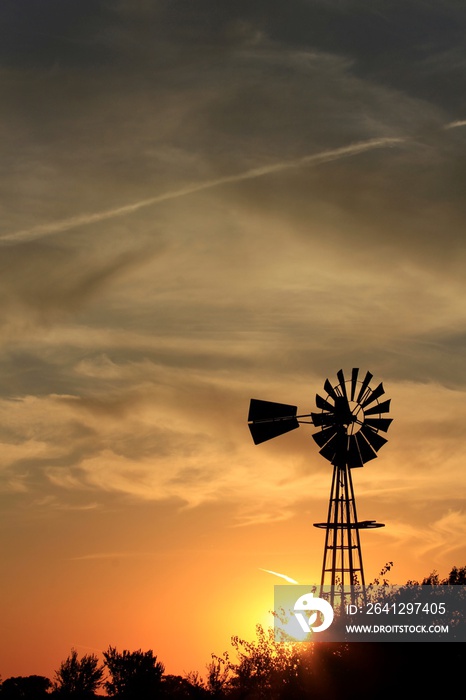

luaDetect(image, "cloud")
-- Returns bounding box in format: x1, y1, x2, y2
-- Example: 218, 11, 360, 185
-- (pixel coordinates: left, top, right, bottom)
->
387, 510, 466, 563
34, 495, 99, 511
0, 241, 159, 335
66, 551, 160, 561
425, 510, 466, 557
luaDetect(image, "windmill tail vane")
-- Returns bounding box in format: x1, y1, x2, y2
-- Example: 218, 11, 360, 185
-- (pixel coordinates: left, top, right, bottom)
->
247, 368, 392, 600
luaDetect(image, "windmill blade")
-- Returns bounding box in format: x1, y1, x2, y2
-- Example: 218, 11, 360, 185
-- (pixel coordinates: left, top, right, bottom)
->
311, 412, 337, 428
360, 382, 385, 408
356, 370, 373, 403
319, 431, 347, 464
248, 419, 299, 445
350, 368, 359, 401
354, 432, 378, 464
312, 425, 337, 448
365, 417, 392, 433
364, 399, 391, 416
315, 393, 335, 412
324, 378, 339, 401
248, 399, 297, 423
360, 424, 387, 452
337, 369, 347, 398
347, 434, 364, 468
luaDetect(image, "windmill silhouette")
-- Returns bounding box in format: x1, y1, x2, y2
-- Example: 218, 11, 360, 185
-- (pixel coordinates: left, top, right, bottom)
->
248, 369, 392, 604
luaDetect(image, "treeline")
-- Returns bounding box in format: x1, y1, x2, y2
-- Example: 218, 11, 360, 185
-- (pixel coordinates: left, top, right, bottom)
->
1, 565, 464, 700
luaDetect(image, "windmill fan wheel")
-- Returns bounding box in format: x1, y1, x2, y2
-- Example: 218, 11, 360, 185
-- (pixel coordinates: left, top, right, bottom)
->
311, 368, 392, 468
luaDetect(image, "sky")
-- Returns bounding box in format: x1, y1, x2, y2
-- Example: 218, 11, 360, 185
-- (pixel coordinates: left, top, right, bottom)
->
1, 0, 466, 683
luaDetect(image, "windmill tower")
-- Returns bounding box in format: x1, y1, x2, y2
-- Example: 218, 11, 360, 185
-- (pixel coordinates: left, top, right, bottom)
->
247, 368, 392, 605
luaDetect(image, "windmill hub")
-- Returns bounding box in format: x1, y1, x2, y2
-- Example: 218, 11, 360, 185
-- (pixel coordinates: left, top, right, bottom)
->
349, 402, 364, 434
333, 397, 364, 434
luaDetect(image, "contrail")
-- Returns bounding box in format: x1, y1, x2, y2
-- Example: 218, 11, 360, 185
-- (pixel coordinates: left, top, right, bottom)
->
443, 120, 466, 130
260, 568, 299, 584
1, 137, 404, 244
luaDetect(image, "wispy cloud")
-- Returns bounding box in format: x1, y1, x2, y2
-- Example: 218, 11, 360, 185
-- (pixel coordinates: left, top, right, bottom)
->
34, 495, 100, 511
66, 551, 159, 561
418, 510, 466, 558
1, 137, 404, 245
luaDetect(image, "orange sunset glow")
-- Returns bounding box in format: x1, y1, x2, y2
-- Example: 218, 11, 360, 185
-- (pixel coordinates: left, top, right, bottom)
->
1, 1, 466, 691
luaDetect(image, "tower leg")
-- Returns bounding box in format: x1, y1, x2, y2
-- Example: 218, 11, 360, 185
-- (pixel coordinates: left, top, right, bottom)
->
318, 464, 365, 607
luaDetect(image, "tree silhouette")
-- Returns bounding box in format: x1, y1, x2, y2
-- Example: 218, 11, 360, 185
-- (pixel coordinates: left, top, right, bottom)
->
184, 655, 229, 698
162, 674, 210, 699
422, 564, 466, 586
0, 675, 51, 699
53, 649, 103, 698
103, 647, 164, 699
446, 565, 466, 585
204, 654, 230, 697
